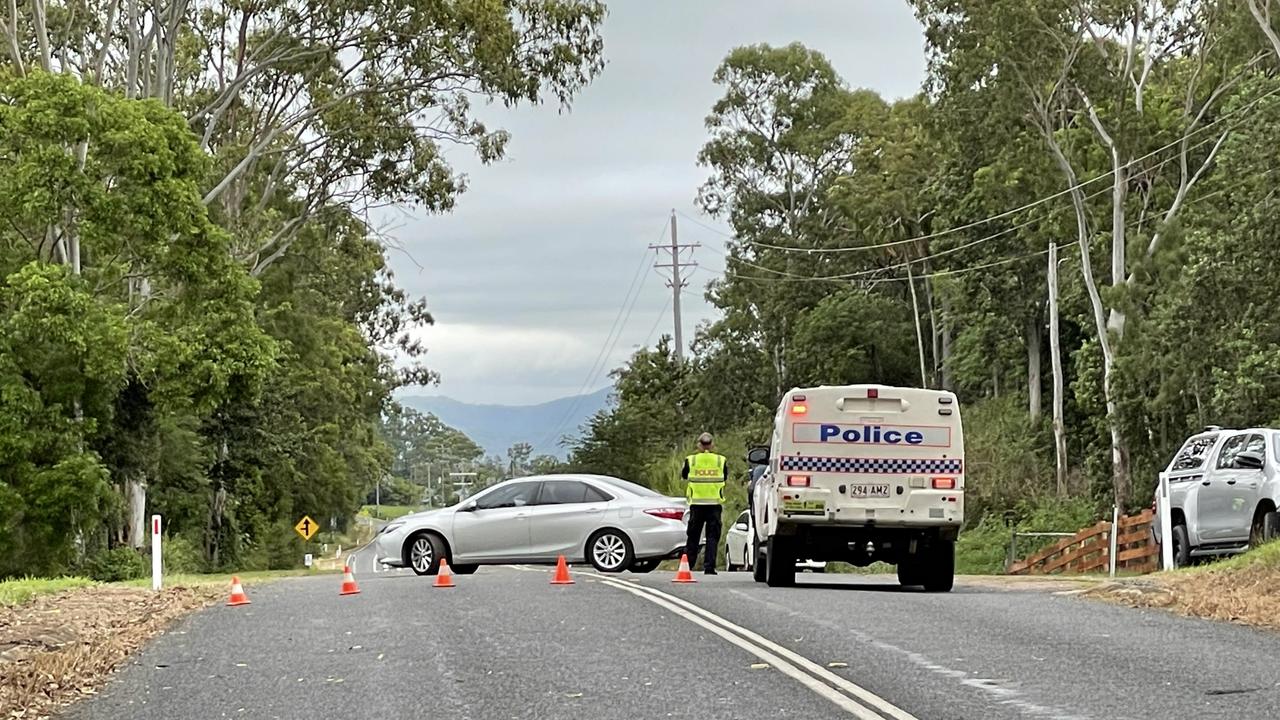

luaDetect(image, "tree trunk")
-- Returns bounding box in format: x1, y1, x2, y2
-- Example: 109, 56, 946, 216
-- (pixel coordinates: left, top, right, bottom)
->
1048, 243, 1068, 496
939, 293, 953, 391
1026, 311, 1042, 422
125, 473, 147, 549
906, 263, 928, 387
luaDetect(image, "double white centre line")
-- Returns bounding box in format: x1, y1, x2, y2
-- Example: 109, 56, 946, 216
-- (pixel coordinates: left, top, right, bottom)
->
590, 574, 917, 720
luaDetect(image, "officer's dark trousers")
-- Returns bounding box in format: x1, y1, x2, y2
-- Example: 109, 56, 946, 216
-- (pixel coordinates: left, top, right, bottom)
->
684, 505, 722, 571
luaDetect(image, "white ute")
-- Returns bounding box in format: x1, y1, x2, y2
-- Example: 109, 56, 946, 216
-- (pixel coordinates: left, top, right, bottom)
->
749, 384, 964, 590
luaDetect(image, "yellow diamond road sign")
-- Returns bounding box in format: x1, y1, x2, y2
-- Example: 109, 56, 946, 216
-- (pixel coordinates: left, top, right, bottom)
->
295, 515, 319, 541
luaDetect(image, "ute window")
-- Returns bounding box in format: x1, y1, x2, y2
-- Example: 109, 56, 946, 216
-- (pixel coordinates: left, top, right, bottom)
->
1171, 435, 1217, 471
1216, 434, 1249, 470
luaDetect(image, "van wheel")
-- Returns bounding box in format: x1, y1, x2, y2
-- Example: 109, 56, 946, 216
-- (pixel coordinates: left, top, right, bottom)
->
922, 540, 955, 593
752, 537, 766, 583
765, 537, 796, 588
897, 560, 924, 588
1171, 523, 1191, 567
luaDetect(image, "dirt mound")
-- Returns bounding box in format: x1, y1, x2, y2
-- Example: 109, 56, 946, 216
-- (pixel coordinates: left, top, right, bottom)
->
0, 585, 220, 719
1086, 566, 1280, 631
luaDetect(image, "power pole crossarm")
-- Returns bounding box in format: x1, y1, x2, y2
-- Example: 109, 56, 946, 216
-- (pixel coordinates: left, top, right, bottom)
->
649, 210, 699, 362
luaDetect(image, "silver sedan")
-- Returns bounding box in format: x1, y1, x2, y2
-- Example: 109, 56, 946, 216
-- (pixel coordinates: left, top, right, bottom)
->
373, 474, 689, 575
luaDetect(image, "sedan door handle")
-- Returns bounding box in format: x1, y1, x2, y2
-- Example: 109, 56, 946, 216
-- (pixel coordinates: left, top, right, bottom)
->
1226, 480, 1237, 485
514, 512, 529, 518
1202, 480, 1211, 486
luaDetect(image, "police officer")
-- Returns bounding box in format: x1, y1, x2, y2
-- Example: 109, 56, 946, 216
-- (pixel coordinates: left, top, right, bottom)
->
682, 432, 727, 575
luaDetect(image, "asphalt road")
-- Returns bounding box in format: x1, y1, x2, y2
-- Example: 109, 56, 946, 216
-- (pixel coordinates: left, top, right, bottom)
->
66, 566, 1280, 720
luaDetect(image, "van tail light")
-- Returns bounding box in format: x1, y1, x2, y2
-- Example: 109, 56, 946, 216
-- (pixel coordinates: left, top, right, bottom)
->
787, 475, 811, 487
867, 388, 879, 399
645, 508, 685, 521
790, 403, 808, 415
931, 477, 956, 490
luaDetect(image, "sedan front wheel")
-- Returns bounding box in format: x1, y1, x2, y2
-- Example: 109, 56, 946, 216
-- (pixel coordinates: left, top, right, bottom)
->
406, 532, 444, 576
587, 529, 634, 573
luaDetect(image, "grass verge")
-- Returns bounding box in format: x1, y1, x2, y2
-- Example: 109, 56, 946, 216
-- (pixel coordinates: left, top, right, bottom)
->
360, 504, 424, 521
0, 577, 99, 608
1086, 541, 1280, 630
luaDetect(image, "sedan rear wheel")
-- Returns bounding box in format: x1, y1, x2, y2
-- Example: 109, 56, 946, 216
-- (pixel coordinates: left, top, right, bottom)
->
406, 532, 443, 576
587, 529, 634, 573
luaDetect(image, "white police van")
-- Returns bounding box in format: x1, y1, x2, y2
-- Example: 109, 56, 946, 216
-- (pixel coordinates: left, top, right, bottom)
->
748, 384, 964, 590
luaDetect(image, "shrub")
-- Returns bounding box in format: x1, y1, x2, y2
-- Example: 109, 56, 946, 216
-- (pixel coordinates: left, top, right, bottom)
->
162, 533, 206, 574
83, 547, 148, 582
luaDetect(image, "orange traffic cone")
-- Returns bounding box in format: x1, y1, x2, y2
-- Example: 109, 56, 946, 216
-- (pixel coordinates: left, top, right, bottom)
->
672, 554, 697, 584
227, 576, 251, 606
550, 555, 574, 585
433, 559, 456, 588
339, 565, 361, 596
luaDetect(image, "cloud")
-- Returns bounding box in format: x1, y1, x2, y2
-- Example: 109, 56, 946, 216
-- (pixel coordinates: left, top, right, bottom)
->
384, 0, 926, 404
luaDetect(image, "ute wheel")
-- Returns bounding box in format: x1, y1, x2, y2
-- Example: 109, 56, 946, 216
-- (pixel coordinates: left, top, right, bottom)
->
452, 564, 478, 575
765, 536, 796, 588
587, 529, 634, 573
405, 532, 444, 576
1249, 510, 1280, 548
1172, 523, 1191, 567
752, 536, 767, 583
922, 540, 955, 593
628, 559, 660, 573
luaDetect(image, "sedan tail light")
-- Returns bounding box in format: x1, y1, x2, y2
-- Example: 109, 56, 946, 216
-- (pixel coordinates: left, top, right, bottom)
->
645, 507, 685, 521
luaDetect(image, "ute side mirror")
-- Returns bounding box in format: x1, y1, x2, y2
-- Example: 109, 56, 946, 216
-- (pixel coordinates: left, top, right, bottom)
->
1235, 451, 1265, 470
747, 446, 770, 465
734, 521, 749, 531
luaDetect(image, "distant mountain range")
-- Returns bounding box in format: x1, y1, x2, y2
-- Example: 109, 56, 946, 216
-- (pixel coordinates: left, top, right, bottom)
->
397, 387, 612, 459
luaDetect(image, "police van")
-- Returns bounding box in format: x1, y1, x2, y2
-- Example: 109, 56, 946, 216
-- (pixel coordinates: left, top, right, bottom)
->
748, 384, 964, 590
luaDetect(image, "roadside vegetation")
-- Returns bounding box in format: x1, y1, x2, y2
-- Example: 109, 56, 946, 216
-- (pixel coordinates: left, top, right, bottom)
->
564, 6, 1280, 573
0, 3, 608, 583
1091, 542, 1280, 630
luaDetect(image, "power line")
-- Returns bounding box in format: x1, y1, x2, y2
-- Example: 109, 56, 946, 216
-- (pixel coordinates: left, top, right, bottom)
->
642, 295, 673, 348
678, 79, 1280, 256
537, 221, 669, 451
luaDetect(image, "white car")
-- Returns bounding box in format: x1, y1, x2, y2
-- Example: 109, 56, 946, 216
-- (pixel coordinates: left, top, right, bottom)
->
1153, 427, 1280, 565
725, 509, 825, 573
374, 474, 688, 575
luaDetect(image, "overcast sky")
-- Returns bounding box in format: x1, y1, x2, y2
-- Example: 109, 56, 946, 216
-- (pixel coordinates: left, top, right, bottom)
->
387, 1, 927, 406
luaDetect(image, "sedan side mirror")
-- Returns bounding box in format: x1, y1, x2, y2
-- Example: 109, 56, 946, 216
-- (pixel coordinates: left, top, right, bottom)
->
460, 501, 479, 512
747, 446, 770, 465
1236, 451, 1265, 470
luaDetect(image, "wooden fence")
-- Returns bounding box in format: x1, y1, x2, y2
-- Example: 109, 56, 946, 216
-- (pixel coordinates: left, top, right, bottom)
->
1007, 509, 1159, 575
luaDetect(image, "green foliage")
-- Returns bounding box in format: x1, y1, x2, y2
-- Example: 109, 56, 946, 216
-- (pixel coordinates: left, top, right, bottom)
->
0, 577, 97, 607
956, 497, 1097, 575
162, 534, 207, 575
83, 548, 149, 582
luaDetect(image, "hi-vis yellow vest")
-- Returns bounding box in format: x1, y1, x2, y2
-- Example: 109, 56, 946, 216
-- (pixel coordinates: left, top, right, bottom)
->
686, 452, 727, 506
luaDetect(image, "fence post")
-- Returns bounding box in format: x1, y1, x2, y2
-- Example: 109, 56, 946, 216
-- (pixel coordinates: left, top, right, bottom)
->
1007, 530, 1017, 572
1109, 505, 1119, 578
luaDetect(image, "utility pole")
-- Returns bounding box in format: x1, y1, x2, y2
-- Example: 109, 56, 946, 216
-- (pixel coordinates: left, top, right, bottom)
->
650, 210, 698, 362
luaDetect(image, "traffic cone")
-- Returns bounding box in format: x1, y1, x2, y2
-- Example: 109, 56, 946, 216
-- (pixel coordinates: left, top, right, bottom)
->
672, 554, 697, 583
433, 559, 456, 588
550, 555, 574, 585
339, 565, 361, 596
227, 576, 251, 606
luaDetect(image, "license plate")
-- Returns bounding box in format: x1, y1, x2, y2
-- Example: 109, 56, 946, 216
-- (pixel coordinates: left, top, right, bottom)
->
850, 484, 890, 498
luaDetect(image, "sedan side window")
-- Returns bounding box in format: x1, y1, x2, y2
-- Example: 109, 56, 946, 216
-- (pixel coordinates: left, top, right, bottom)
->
475, 482, 538, 510
538, 480, 591, 505
1215, 434, 1249, 470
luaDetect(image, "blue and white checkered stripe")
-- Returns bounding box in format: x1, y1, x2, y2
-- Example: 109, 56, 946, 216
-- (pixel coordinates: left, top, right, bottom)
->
780, 456, 963, 475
